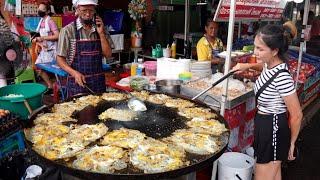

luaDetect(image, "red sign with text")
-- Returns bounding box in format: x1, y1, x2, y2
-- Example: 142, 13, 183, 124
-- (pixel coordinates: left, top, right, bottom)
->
214, 0, 287, 21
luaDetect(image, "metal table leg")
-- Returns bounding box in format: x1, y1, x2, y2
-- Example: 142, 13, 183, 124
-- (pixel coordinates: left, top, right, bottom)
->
55, 74, 66, 101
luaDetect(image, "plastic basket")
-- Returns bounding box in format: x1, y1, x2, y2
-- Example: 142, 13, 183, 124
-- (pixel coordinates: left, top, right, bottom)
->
0, 131, 25, 159
103, 11, 124, 34
0, 83, 47, 120
144, 61, 157, 76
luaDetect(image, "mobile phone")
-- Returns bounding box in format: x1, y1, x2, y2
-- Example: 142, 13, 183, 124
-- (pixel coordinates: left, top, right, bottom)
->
93, 13, 97, 26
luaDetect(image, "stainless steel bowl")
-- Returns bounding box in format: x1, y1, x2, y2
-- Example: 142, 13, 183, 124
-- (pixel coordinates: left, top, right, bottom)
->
155, 80, 183, 94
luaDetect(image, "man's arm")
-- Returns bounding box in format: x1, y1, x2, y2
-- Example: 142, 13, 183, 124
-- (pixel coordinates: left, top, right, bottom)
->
57, 55, 86, 87
56, 26, 85, 86
95, 16, 112, 58
99, 33, 112, 58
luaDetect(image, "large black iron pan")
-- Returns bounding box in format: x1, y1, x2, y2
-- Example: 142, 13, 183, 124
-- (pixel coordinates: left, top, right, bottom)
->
25, 92, 230, 180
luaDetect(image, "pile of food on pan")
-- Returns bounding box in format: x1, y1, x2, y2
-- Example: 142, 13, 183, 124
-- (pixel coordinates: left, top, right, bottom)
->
25, 91, 228, 174
185, 72, 255, 99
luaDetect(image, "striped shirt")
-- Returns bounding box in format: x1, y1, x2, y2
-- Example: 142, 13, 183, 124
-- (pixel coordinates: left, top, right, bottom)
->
254, 63, 296, 114
56, 18, 114, 65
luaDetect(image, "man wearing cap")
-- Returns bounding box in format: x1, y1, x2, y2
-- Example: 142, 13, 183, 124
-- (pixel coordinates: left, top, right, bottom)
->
56, 0, 114, 97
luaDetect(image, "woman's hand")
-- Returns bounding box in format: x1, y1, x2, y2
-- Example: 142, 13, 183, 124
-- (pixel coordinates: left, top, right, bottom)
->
232, 63, 249, 72
288, 143, 296, 161
211, 57, 220, 65
35, 43, 41, 54
34, 37, 43, 42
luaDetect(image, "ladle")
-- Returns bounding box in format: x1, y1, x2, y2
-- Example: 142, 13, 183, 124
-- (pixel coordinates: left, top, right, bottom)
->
126, 91, 147, 112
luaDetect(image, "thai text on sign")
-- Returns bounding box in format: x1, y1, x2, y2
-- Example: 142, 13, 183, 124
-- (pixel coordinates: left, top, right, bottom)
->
214, 0, 286, 21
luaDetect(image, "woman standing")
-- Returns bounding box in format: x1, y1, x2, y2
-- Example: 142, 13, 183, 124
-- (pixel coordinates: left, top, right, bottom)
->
233, 24, 302, 180
196, 17, 224, 74
33, 2, 59, 90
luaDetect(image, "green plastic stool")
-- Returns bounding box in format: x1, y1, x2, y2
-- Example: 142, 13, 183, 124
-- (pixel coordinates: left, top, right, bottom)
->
15, 68, 36, 84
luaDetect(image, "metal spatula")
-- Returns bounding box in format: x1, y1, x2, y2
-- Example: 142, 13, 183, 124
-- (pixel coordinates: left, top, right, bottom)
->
83, 83, 96, 95
126, 91, 147, 112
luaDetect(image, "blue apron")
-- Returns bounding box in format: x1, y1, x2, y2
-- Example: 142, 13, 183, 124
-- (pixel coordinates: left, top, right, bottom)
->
67, 22, 105, 97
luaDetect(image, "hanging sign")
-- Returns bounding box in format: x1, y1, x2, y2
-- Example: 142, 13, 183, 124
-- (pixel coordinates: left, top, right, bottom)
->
15, 0, 22, 16
214, 0, 288, 21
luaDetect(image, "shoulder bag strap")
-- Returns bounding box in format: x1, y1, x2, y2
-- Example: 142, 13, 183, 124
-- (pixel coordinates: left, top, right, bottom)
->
255, 69, 290, 100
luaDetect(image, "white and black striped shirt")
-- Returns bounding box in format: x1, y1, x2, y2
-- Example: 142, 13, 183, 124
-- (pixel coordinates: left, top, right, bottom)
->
254, 63, 296, 114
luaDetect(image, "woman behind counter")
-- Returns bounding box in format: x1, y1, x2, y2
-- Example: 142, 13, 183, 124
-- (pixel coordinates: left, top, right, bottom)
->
196, 17, 224, 74
233, 24, 302, 180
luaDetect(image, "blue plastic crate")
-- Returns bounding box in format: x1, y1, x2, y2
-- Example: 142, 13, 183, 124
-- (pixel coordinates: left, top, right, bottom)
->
103, 11, 124, 34
0, 130, 25, 159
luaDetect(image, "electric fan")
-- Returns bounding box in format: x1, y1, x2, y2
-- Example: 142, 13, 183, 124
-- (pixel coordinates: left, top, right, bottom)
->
0, 17, 27, 86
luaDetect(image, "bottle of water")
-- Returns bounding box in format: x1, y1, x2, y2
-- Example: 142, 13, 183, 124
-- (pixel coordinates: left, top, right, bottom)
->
136, 58, 144, 76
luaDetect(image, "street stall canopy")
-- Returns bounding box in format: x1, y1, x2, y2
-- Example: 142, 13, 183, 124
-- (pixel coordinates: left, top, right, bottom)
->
214, 0, 288, 21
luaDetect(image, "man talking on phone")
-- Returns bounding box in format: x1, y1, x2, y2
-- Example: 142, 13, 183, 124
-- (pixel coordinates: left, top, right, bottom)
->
56, 0, 114, 97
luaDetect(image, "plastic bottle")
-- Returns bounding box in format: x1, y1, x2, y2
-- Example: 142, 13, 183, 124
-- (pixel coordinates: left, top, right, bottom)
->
171, 41, 176, 59
131, 63, 137, 76
136, 58, 144, 76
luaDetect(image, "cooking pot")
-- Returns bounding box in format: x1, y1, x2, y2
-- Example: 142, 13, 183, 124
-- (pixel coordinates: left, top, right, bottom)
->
155, 80, 183, 94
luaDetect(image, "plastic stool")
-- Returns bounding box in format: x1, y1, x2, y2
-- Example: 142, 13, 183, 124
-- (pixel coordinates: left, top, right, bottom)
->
15, 68, 36, 84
